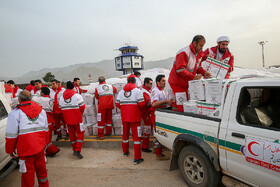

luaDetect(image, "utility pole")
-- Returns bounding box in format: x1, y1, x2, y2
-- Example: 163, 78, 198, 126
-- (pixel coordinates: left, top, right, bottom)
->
258, 41, 268, 67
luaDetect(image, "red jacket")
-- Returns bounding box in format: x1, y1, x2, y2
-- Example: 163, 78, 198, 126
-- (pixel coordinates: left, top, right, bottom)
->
127, 74, 142, 88
202, 46, 234, 78
25, 84, 35, 92
95, 82, 116, 110
59, 89, 85, 125
50, 86, 65, 113
141, 85, 152, 118
116, 83, 145, 122
74, 84, 87, 94
5, 101, 49, 156
4, 84, 13, 93
168, 43, 206, 90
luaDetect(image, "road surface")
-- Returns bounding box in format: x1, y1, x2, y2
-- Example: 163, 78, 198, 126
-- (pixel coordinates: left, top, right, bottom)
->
0, 147, 186, 187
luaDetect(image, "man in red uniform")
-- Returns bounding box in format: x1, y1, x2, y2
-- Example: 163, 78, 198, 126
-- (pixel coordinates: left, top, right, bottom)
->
25, 80, 35, 92
59, 81, 85, 159
31, 79, 45, 96
141, 77, 153, 152
73, 77, 87, 94
151, 75, 173, 160
32, 87, 60, 157
127, 71, 142, 88
95, 76, 116, 139
7, 80, 23, 98
202, 36, 234, 78
168, 35, 211, 112
50, 79, 66, 140
5, 91, 49, 187
116, 77, 145, 165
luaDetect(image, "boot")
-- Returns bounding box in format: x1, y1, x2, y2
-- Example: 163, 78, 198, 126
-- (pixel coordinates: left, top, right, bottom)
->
141, 148, 152, 153
73, 151, 83, 159
47, 149, 60, 157
56, 135, 62, 141
134, 158, 144, 165
156, 154, 170, 161
96, 136, 104, 140
64, 133, 69, 140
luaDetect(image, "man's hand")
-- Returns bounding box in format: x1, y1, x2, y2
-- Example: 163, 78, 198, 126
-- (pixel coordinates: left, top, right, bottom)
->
10, 153, 16, 158
204, 72, 211, 79
193, 74, 202, 80
166, 98, 173, 106
209, 54, 214, 58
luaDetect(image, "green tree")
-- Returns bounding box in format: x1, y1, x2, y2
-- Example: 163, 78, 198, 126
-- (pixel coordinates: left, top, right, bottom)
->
42, 72, 55, 83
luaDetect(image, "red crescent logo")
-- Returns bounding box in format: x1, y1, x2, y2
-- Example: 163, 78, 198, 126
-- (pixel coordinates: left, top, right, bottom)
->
248, 141, 260, 156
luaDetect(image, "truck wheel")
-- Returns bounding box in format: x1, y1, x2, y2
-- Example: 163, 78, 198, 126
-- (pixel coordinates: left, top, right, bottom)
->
178, 145, 220, 187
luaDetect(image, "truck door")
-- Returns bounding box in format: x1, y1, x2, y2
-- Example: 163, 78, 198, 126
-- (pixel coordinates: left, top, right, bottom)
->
0, 98, 10, 170
225, 83, 280, 186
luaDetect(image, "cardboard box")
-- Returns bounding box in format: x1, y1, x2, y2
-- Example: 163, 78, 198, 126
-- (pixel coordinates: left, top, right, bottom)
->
113, 83, 126, 94
205, 79, 223, 104
114, 127, 122, 135
197, 101, 220, 116
202, 57, 230, 79
92, 124, 98, 135
86, 115, 97, 124
81, 93, 95, 105
183, 101, 198, 114
112, 114, 122, 127
188, 79, 205, 101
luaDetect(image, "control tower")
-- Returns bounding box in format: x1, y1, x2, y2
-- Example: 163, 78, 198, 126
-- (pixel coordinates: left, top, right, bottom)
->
115, 45, 144, 75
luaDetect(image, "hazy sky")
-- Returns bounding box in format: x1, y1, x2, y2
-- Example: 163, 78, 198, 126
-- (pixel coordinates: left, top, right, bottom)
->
1, 0, 280, 77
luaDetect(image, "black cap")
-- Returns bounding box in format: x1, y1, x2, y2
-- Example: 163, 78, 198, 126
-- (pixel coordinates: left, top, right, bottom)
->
66, 81, 74, 89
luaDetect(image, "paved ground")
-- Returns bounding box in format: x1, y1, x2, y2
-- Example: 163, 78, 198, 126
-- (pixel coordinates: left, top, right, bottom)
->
0, 147, 187, 187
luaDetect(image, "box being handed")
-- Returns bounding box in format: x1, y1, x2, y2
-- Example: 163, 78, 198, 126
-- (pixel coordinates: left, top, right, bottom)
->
183, 101, 198, 114
202, 57, 230, 79
205, 79, 223, 104
188, 79, 205, 101
197, 101, 220, 116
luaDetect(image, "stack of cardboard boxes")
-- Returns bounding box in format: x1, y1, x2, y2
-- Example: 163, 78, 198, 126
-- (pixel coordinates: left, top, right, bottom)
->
183, 58, 230, 116
81, 93, 98, 136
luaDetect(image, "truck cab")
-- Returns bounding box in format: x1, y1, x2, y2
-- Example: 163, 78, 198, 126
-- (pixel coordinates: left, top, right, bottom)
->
155, 78, 280, 187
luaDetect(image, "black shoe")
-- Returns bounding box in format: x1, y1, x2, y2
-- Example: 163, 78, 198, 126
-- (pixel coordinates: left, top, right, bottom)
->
123, 152, 129, 157
47, 149, 60, 157
64, 134, 69, 140
56, 135, 62, 141
141, 148, 152, 153
134, 158, 144, 165
105, 133, 112, 137
73, 151, 83, 159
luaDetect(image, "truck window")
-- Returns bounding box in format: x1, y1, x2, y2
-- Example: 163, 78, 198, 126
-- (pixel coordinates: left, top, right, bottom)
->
0, 100, 8, 120
236, 87, 280, 130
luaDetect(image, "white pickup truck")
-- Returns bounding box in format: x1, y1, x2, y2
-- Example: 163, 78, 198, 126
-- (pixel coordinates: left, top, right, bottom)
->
154, 78, 280, 187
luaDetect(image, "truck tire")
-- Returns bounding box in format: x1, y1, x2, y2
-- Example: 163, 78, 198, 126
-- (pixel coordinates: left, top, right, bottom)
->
178, 145, 220, 187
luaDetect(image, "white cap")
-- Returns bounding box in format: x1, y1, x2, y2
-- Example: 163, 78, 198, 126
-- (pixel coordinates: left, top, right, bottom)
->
217, 36, 230, 43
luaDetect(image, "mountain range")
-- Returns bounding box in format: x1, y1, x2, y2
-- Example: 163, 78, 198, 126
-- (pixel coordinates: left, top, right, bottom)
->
0, 57, 174, 84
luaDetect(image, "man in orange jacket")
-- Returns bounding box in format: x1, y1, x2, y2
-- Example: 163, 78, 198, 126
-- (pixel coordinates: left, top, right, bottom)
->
5, 91, 49, 187
116, 77, 146, 165
95, 76, 116, 139
73, 77, 87, 94
50, 79, 66, 140
141, 77, 153, 152
202, 36, 234, 78
59, 81, 85, 159
168, 35, 211, 112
